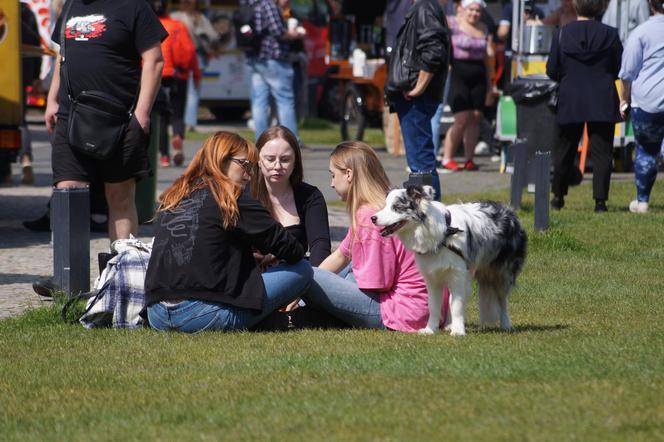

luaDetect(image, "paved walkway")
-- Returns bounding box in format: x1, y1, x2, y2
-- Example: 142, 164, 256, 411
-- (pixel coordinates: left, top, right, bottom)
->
0, 116, 525, 320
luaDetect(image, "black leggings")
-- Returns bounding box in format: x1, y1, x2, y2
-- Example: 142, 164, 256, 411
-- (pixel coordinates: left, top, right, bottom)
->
162, 77, 188, 138
553, 122, 615, 201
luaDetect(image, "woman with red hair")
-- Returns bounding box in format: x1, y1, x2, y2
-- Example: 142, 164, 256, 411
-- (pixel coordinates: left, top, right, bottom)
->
144, 131, 312, 332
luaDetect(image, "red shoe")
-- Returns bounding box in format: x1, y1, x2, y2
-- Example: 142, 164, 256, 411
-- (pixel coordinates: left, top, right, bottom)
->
159, 155, 170, 168
463, 160, 478, 171
438, 159, 461, 173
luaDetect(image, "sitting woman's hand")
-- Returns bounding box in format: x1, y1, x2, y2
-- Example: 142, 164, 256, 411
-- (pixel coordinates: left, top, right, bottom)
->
281, 297, 301, 312
254, 252, 279, 272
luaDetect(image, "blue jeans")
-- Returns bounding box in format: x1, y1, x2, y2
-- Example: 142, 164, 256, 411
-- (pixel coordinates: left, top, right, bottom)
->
430, 74, 451, 158
394, 93, 441, 200
184, 55, 204, 129
302, 267, 385, 329
247, 58, 299, 140
632, 108, 664, 203
147, 260, 312, 332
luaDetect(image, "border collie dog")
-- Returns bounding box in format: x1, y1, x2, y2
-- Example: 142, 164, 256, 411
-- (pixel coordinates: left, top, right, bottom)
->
372, 185, 527, 336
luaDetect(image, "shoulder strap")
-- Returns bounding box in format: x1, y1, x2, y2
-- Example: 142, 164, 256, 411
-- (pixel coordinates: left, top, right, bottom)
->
60, 0, 75, 101
58, 0, 140, 113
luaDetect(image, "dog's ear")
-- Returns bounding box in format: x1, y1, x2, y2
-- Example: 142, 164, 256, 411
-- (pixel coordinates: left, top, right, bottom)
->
406, 184, 424, 200
421, 185, 435, 201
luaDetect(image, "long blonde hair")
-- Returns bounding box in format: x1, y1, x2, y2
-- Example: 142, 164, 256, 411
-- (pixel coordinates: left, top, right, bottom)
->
330, 141, 391, 232
157, 131, 258, 229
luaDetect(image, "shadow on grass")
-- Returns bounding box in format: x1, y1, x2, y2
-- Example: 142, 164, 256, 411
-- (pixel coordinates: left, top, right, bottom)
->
466, 323, 569, 334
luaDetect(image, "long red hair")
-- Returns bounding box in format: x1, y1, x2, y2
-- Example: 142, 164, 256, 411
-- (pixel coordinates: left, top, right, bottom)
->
157, 131, 258, 229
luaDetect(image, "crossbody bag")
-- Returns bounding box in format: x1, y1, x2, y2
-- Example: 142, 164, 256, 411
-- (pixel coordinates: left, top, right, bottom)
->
59, 0, 139, 159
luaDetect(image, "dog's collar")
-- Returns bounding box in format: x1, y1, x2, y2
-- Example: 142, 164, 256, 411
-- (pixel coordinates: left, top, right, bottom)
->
434, 237, 466, 262
416, 212, 466, 263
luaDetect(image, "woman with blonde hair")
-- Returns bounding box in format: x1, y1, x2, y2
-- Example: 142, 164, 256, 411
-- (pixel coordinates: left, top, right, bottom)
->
301, 142, 446, 332
144, 131, 312, 332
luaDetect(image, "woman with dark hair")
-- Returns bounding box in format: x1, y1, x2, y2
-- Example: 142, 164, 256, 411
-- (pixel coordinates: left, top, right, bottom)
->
619, 0, 664, 213
144, 131, 312, 332
252, 126, 331, 268
546, 0, 623, 212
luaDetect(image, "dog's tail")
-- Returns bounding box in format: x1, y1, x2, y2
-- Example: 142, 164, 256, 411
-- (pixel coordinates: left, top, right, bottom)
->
494, 205, 528, 285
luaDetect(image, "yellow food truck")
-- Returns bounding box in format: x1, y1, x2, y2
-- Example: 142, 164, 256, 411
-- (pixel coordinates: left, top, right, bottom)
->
0, 2, 23, 183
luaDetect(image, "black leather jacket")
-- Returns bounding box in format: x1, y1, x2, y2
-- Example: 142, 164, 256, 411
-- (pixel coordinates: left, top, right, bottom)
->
386, 0, 450, 102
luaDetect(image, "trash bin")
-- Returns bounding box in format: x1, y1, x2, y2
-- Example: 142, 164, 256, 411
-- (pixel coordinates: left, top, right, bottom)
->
135, 110, 160, 224
509, 76, 559, 156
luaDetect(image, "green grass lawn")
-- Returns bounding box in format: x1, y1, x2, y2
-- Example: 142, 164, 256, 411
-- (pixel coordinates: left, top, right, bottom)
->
2, 181, 664, 441
185, 117, 386, 147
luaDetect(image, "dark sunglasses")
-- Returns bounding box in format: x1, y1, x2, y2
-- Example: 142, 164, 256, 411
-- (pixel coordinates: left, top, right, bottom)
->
230, 157, 255, 175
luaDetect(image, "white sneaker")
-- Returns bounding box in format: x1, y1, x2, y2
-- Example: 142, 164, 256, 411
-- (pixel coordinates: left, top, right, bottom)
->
474, 141, 491, 155
629, 200, 649, 213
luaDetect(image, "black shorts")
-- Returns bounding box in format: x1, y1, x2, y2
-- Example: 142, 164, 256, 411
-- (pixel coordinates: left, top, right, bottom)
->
448, 59, 487, 114
52, 115, 151, 185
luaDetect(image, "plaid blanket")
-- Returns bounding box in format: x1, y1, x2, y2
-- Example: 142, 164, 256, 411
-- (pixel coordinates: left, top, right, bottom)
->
79, 238, 152, 329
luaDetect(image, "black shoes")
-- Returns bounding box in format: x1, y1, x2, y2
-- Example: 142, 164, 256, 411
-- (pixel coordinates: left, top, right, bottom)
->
594, 200, 607, 213
550, 196, 565, 210
551, 196, 607, 212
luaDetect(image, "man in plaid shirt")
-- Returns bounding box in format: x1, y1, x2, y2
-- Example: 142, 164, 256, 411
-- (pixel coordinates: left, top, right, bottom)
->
241, 0, 301, 139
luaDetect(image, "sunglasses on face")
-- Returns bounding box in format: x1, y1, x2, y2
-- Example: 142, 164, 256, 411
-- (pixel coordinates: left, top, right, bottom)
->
230, 157, 255, 175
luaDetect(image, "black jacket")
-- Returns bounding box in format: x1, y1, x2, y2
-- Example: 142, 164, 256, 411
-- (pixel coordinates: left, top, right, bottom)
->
145, 187, 305, 310
288, 182, 331, 267
386, 0, 450, 101
546, 20, 623, 125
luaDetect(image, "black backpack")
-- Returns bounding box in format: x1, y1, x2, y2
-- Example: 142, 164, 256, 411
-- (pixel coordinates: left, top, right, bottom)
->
233, 3, 261, 53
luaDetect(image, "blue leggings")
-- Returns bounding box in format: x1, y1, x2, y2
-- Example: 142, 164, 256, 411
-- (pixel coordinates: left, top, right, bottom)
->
632, 108, 664, 203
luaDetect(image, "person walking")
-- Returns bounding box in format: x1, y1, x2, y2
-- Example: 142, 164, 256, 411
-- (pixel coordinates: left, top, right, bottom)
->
16, 3, 42, 186
45, 0, 167, 241
171, 0, 219, 133
618, 0, 664, 213
546, 0, 623, 212
239, 0, 301, 140
151, 0, 201, 167
385, 0, 451, 200
440, 0, 494, 172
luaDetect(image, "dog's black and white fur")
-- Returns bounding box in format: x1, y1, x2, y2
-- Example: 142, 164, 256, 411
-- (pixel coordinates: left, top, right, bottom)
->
372, 185, 527, 336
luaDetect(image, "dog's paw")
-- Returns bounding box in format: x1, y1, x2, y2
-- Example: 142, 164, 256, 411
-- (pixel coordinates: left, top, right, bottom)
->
418, 327, 437, 335
449, 325, 466, 336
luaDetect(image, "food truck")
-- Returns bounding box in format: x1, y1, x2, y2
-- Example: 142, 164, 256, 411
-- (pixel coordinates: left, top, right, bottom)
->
0, 2, 23, 182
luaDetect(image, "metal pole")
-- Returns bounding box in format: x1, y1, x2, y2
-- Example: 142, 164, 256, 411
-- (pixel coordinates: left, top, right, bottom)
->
510, 141, 528, 210
52, 187, 90, 295
534, 150, 551, 232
